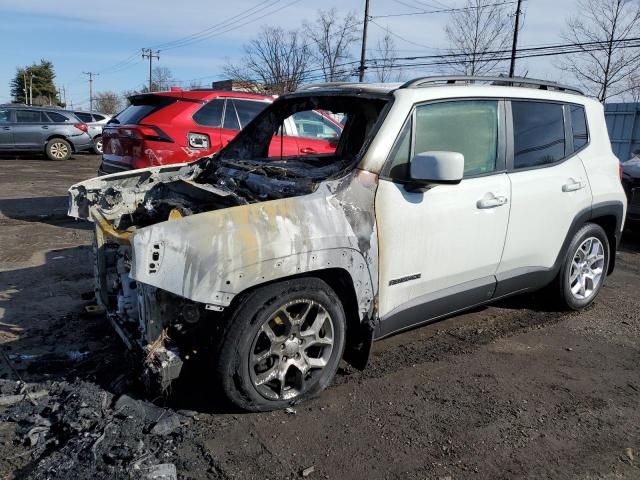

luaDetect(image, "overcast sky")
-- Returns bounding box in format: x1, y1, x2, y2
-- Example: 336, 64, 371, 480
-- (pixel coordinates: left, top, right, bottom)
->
0, 0, 579, 109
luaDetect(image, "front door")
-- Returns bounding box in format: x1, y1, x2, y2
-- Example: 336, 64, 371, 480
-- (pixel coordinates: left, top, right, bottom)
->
375, 99, 511, 337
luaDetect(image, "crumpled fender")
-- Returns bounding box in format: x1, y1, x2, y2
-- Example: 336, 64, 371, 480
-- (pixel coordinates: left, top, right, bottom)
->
130, 175, 378, 318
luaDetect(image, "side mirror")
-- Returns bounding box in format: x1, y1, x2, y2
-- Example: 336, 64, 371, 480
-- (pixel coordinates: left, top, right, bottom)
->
409, 151, 464, 186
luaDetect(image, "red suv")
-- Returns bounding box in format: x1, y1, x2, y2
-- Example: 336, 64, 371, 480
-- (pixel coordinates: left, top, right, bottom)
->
99, 89, 342, 174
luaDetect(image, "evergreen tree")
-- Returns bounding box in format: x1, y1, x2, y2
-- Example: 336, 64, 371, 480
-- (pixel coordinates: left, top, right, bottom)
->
9, 59, 63, 106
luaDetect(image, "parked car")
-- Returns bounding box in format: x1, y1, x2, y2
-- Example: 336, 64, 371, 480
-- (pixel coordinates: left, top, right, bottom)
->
68, 76, 627, 411
99, 89, 342, 175
0, 105, 92, 160
73, 111, 111, 154
621, 153, 640, 226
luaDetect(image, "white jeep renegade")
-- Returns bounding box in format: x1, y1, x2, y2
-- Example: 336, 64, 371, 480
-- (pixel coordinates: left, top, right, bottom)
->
68, 76, 627, 411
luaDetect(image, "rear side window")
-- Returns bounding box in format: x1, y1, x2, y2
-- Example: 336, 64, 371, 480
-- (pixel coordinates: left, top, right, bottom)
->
570, 105, 588, 150
233, 99, 269, 128
0, 109, 10, 123
46, 112, 69, 123
74, 112, 93, 123
193, 99, 224, 127
15, 110, 43, 123
512, 101, 565, 169
92, 114, 106, 122
113, 95, 177, 125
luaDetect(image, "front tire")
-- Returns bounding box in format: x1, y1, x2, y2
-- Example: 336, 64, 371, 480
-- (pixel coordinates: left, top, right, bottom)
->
45, 138, 72, 161
557, 223, 609, 310
214, 278, 346, 412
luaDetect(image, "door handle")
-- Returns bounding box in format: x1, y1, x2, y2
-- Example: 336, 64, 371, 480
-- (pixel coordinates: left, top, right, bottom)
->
1, 126, 9, 130
300, 147, 316, 154
41, 126, 49, 129
562, 178, 586, 192
477, 194, 508, 209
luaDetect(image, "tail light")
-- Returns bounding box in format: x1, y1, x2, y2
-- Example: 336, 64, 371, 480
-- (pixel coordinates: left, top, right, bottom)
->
187, 132, 210, 149
74, 123, 88, 132
619, 162, 624, 180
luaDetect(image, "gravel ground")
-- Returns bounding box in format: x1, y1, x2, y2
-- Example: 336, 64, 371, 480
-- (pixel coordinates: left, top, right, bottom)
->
0, 154, 638, 479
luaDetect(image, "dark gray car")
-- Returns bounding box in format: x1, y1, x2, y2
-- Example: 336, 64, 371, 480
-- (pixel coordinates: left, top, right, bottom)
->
0, 105, 93, 160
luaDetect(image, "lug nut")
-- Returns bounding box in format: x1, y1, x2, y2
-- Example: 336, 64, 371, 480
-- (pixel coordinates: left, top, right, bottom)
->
295, 353, 300, 359
298, 339, 303, 345
283, 356, 288, 361
281, 344, 285, 350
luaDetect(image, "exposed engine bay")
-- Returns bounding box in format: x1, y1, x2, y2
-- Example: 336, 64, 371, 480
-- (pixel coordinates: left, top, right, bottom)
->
68, 92, 389, 392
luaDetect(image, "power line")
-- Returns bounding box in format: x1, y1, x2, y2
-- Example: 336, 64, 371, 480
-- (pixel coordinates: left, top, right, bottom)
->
373, 0, 521, 18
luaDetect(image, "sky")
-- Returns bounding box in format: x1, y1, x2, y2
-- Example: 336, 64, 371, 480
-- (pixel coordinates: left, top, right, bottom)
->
0, 0, 580, 110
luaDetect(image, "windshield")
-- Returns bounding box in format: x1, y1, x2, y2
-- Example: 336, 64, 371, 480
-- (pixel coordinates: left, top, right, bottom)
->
202, 94, 389, 180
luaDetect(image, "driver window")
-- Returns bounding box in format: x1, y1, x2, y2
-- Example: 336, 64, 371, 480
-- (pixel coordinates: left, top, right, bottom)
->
384, 100, 499, 180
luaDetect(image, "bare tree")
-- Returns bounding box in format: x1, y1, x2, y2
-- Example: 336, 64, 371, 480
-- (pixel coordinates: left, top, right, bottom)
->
624, 73, 640, 103
151, 67, 174, 91
93, 91, 123, 115
224, 26, 310, 94
444, 0, 512, 75
560, 0, 640, 102
372, 31, 402, 82
304, 9, 359, 82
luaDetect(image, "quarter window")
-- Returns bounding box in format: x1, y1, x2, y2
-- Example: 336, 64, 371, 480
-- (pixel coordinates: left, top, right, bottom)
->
0, 109, 10, 123
193, 99, 224, 127
570, 105, 588, 150
15, 110, 43, 123
512, 101, 565, 169
74, 112, 93, 123
46, 112, 69, 123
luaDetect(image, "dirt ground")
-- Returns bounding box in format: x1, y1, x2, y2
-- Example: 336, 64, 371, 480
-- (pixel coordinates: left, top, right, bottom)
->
0, 154, 639, 480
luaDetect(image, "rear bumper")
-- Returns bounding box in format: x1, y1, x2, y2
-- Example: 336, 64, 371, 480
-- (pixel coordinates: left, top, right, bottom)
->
68, 134, 93, 152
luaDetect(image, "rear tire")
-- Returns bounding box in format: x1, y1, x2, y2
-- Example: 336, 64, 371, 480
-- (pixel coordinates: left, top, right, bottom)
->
556, 223, 609, 310
92, 136, 103, 155
45, 138, 72, 161
213, 277, 346, 412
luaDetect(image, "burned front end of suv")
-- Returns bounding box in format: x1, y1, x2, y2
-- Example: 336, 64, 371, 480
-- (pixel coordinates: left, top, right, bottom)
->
68, 92, 389, 392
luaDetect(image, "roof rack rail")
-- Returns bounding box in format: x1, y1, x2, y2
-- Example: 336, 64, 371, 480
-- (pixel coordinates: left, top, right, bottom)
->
296, 81, 360, 91
400, 76, 584, 95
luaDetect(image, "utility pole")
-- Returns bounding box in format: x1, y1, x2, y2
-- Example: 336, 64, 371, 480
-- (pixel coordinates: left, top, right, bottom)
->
83, 72, 98, 111
23, 71, 28, 105
508, 0, 523, 78
29, 73, 35, 106
142, 48, 160, 92
358, 0, 370, 82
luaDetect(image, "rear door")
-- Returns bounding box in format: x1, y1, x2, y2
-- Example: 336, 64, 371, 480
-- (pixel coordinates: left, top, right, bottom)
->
495, 100, 592, 292
191, 98, 224, 152
0, 108, 13, 149
12, 109, 46, 149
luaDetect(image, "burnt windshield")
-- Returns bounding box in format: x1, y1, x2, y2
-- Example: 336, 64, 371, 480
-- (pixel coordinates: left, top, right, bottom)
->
202, 94, 389, 179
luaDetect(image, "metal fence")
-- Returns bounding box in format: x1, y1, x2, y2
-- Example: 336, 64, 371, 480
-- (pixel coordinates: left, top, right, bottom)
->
605, 102, 640, 161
